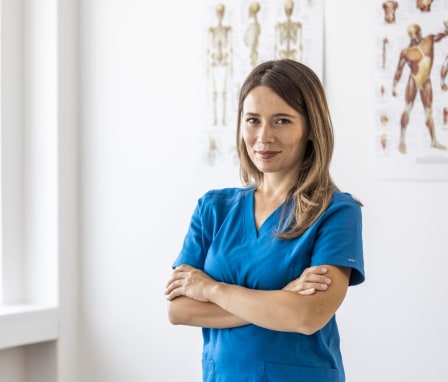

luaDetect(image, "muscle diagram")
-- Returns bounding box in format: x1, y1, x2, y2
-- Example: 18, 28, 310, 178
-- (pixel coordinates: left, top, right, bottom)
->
416, 0, 433, 12
382, 37, 389, 69
392, 22, 448, 153
382, 1, 398, 24
441, 54, 448, 91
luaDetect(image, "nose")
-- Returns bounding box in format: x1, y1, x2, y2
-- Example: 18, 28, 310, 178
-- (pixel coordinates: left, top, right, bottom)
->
258, 122, 275, 143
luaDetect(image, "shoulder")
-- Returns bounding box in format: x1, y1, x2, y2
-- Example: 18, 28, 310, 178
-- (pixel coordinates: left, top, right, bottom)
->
195, 187, 253, 229
199, 186, 253, 207
324, 191, 362, 220
330, 191, 362, 207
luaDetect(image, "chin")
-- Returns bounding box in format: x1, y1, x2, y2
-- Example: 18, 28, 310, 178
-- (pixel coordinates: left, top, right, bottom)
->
256, 165, 280, 173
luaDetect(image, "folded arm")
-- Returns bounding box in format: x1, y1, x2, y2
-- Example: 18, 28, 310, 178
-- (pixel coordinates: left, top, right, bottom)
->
209, 265, 350, 334
165, 265, 341, 334
167, 297, 248, 328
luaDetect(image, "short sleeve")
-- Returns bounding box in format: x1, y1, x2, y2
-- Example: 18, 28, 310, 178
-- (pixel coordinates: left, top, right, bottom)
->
172, 197, 210, 270
310, 193, 365, 286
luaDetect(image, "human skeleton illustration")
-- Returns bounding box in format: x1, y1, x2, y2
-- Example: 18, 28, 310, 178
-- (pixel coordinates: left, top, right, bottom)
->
274, 0, 303, 61
207, 3, 233, 126
244, 2, 261, 68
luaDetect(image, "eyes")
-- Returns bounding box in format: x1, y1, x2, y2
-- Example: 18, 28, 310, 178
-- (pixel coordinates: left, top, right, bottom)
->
245, 116, 292, 126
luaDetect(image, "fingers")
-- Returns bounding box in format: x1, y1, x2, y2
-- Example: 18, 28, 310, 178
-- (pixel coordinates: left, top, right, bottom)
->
165, 277, 183, 300
305, 266, 329, 276
164, 265, 213, 302
298, 288, 315, 296
304, 274, 332, 287
300, 267, 331, 286
165, 278, 182, 294
283, 266, 332, 295
165, 266, 190, 300
165, 264, 193, 288
284, 280, 328, 294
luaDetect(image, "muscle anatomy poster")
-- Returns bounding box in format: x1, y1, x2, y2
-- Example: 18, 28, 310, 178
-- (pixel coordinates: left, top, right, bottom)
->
372, 0, 448, 179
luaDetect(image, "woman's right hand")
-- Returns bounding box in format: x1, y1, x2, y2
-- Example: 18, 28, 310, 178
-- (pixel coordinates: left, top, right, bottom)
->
282, 266, 332, 296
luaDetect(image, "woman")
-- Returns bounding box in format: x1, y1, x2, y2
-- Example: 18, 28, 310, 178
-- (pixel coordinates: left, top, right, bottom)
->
165, 59, 364, 382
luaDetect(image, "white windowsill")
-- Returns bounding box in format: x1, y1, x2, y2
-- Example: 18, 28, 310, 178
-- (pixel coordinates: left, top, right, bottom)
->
0, 304, 58, 350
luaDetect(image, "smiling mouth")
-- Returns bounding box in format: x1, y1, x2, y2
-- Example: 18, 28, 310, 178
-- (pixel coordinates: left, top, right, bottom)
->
256, 150, 280, 159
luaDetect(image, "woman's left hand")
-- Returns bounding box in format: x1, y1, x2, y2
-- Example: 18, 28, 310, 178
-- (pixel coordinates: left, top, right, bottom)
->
165, 264, 217, 302
282, 266, 332, 295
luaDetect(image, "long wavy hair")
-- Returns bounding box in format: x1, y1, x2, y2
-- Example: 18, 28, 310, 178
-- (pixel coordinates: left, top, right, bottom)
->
236, 59, 338, 239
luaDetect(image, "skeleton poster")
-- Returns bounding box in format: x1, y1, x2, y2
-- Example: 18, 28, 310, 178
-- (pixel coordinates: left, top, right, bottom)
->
200, 0, 324, 176
372, 0, 448, 179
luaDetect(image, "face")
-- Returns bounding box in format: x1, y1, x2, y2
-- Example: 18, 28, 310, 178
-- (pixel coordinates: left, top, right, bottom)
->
241, 85, 309, 181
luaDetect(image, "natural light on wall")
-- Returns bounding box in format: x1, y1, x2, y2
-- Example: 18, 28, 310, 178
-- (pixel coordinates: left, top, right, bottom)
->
0, 0, 58, 351
0, 0, 3, 303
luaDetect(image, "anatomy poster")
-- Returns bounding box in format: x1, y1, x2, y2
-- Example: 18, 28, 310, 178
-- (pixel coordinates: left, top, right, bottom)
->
199, 0, 324, 175
372, 0, 448, 180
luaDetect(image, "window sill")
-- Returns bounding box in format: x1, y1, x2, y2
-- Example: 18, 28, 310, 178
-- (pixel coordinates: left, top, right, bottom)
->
0, 304, 58, 350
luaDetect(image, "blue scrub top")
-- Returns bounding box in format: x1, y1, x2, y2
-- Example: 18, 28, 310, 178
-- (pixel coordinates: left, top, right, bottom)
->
173, 187, 365, 382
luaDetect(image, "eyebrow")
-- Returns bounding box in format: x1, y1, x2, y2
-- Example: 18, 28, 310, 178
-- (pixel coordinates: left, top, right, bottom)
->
243, 112, 297, 118
272, 112, 297, 118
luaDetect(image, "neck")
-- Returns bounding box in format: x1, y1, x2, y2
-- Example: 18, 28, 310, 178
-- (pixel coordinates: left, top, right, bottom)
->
256, 175, 296, 201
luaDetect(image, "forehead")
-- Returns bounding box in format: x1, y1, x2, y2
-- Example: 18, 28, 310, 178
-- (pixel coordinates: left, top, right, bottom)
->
243, 86, 296, 113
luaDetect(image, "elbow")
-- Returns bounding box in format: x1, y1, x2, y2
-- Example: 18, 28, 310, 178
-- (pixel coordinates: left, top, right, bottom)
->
299, 324, 321, 336
167, 301, 184, 325
293, 321, 319, 336
294, 313, 330, 336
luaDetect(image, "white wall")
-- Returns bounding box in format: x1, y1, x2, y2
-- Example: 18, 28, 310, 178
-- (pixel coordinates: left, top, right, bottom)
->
79, 1, 206, 380
79, 1, 448, 382
0, 0, 78, 381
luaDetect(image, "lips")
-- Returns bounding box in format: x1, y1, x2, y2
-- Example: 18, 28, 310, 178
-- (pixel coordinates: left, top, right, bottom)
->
255, 150, 280, 160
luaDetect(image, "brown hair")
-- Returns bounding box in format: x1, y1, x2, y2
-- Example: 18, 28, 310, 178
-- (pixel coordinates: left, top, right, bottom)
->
236, 59, 338, 239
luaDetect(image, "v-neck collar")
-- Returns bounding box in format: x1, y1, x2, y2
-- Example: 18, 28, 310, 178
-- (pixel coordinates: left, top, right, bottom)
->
244, 188, 285, 240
